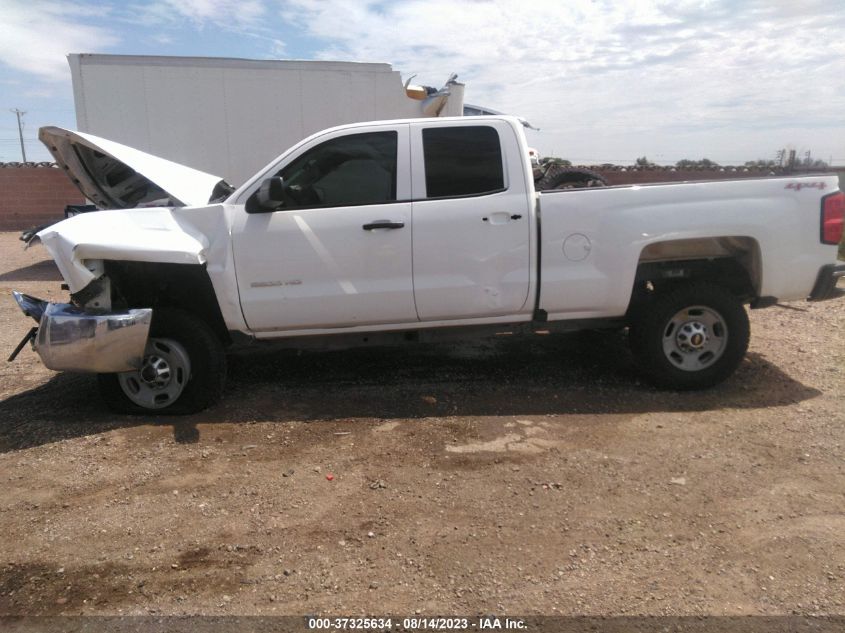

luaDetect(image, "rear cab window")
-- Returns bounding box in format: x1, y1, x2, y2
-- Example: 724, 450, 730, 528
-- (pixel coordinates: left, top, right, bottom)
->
421, 126, 505, 198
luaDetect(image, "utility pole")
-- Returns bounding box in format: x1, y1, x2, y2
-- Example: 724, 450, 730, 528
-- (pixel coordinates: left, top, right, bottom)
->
10, 108, 27, 162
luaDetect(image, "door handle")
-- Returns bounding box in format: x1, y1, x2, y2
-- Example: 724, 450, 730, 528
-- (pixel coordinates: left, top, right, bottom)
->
363, 220, 405, 230
482, 213, 523, 223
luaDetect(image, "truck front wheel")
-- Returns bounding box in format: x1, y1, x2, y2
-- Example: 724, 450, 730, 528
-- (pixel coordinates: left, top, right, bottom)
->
628, 282, 749, 390
98, 309, 226, 414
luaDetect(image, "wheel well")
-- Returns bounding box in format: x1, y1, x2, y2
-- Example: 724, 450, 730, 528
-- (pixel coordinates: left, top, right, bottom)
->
104, 261, 231, 345
630, 237, 761, 309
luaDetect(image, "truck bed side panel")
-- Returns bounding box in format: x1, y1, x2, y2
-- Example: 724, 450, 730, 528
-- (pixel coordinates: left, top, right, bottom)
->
537, 176, 840, 320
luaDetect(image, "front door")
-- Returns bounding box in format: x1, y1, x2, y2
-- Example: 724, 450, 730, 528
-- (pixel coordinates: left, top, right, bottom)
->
232, 125, 416, 332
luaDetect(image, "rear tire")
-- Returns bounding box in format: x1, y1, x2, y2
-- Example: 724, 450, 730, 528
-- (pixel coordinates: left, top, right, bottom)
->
98, 308, 226, 415
628, 282, 749, 390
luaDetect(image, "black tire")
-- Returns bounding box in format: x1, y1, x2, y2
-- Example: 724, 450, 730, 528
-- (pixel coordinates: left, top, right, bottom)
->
98, 308, 227, 415
628, 282, 749, 390
535, 165, 609, 190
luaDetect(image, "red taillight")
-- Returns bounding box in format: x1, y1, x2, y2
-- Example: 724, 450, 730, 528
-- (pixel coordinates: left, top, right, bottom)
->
821, 191, 844, 245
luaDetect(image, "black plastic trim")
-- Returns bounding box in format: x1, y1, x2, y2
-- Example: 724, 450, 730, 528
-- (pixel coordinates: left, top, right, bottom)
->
808, 263, 845, 302
532, 200, 543, 318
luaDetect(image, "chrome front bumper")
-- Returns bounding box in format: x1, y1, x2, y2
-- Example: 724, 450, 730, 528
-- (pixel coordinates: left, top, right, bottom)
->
12, 292, 152, 373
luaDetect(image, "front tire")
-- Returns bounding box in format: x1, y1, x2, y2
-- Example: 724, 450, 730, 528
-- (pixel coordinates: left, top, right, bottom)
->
628, 282, 749, 390
98, 309, 226, 414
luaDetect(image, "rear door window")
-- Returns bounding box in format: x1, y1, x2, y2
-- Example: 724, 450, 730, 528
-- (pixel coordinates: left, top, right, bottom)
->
422, 126, 504, 198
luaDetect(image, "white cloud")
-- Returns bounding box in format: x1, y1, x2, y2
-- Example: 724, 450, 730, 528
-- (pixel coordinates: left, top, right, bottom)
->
0, 1, 119, 81
279, 0, 845, 164
138, 0, 267, 31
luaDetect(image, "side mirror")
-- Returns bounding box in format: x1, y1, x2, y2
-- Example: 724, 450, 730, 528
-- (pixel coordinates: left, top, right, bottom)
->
246, 177, 287, 213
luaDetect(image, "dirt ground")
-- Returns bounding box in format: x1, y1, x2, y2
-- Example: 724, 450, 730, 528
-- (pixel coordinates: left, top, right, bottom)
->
0, 230, 843, 618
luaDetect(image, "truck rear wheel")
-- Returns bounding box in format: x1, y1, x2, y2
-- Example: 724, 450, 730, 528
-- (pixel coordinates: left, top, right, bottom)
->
628, 282, 749, 390
98, 308, 226, 414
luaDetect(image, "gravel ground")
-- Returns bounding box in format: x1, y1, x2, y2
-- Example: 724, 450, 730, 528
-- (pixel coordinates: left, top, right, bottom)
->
0, 230, 843, 617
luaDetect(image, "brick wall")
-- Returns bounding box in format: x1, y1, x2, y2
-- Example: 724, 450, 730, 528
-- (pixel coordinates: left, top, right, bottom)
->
0, 166, 85, 231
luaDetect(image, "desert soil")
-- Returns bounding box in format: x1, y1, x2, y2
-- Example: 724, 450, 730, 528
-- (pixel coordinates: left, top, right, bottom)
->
0, 230, 843, 617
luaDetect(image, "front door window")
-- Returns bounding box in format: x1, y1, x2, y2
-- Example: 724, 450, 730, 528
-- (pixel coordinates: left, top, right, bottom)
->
277, 132, 398, 209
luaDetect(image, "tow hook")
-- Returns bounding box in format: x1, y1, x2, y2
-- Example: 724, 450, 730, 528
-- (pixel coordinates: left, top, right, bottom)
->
8, 291, 46, 363
8, 327, 38, 362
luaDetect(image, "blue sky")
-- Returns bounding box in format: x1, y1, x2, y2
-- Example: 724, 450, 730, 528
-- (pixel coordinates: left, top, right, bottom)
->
1, 0, 844, 165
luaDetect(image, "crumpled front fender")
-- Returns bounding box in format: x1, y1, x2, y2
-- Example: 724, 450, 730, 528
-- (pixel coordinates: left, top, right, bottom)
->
36, 207, 208, 294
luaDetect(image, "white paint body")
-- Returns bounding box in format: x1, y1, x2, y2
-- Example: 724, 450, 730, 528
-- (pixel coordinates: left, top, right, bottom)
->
36, 117, 842, 341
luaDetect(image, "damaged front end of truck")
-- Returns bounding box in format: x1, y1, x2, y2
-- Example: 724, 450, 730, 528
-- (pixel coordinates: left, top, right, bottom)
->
8, 127, 233, 410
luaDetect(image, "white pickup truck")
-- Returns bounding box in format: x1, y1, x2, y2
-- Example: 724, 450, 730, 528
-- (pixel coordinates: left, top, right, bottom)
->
11, 116, 845, 414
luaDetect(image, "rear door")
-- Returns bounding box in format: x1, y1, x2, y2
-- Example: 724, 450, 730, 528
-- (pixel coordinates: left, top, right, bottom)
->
410, 120, 532, 321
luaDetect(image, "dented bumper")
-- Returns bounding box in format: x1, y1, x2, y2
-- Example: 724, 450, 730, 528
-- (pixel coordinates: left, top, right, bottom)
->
12, 291, 152, 373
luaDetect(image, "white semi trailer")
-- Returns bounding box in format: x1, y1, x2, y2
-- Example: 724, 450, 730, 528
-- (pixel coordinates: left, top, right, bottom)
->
68, 54, 465, 186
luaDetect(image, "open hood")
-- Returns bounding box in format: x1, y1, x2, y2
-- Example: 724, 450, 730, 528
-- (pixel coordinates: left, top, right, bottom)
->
39, 126, 233, 209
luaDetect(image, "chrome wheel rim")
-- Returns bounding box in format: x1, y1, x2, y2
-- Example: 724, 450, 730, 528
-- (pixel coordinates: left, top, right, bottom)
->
661, 306, 728, 372
118, 338, 191, 409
